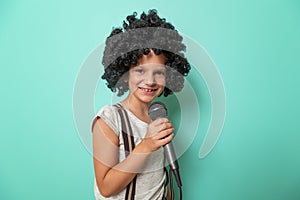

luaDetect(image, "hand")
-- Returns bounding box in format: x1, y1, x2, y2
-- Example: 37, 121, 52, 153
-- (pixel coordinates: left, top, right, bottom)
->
139, 118, 174, 153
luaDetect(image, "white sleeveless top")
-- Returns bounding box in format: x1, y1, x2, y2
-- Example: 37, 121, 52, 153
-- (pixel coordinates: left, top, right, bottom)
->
93, 104, 166, 200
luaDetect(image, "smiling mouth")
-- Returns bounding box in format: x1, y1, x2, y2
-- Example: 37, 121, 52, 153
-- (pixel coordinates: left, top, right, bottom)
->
139, 87, 158, 92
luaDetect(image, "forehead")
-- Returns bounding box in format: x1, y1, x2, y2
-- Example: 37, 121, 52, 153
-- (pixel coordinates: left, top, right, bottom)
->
133, 63, 166, 70
137, 51, 167, 65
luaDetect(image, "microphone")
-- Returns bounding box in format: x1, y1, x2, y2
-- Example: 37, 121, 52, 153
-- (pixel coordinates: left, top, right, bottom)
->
148, 101, 182, 188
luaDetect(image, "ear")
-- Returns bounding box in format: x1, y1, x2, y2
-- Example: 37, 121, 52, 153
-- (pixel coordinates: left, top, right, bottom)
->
123, 73, 129, 83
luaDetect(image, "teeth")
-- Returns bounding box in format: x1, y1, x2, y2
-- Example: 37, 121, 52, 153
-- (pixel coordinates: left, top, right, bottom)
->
141, 88, 156, 92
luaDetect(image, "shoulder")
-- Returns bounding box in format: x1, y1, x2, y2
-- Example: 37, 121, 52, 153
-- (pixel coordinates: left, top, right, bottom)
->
92, 104, 121, 136
97, 104, 120, 118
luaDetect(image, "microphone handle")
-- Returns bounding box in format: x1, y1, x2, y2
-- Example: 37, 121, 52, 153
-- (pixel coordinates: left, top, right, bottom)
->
164, 142, 182, 187
164, 142, 178, 170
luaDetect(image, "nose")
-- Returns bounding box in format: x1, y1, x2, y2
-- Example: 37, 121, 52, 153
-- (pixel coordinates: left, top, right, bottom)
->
144, 72, 156, 85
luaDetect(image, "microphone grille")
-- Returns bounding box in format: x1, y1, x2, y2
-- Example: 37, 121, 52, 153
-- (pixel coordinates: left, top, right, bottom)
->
148, 101, 167, 121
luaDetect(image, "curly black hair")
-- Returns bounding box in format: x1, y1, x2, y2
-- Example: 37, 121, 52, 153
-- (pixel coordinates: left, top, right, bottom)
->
101, 9, 191, 97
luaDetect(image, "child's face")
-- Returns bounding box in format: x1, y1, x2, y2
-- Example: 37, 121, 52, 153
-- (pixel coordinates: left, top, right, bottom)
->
127, 51, 166, 104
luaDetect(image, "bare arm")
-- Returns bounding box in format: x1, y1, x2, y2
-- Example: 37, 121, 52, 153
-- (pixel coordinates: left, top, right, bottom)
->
92, 117, 174, 197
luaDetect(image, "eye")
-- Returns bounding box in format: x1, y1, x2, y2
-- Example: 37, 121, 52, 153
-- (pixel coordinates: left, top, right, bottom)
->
154, 70, 165, 76
134, 68, 144, 73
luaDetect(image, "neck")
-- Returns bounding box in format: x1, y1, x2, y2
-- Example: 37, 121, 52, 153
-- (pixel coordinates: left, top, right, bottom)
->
121, 97, 151, 123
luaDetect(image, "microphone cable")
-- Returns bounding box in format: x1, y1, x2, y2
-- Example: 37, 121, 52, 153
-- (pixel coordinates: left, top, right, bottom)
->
169, 167, 183, 200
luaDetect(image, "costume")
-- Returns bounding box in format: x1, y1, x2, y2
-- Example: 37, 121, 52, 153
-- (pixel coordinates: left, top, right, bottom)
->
93, 104, 166, 200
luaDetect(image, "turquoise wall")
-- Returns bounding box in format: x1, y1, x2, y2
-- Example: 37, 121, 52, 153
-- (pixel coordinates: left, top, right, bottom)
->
1, 0, 299, 199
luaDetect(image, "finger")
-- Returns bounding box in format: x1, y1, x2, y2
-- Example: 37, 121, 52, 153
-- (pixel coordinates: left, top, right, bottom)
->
152, 118, 169, 126
157, 133, 174, 146
154, 127, 174, 140
147, 123, 166, 136
147, 119, 172, 137
160, 121, 173, 131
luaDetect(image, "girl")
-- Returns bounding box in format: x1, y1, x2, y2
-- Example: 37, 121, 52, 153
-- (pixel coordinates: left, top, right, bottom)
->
92, 9, 190, 200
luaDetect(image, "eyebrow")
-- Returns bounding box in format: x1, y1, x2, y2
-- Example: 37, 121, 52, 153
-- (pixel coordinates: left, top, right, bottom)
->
137, 63, 166, 68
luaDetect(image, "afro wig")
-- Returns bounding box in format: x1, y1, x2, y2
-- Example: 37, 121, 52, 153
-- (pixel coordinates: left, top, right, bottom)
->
101, 9, 191, 97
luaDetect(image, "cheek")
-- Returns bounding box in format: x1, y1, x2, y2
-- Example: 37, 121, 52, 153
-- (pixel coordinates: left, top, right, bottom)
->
128, 76, 142, 89
129, 76, 142, 84
156, 77, 166, 86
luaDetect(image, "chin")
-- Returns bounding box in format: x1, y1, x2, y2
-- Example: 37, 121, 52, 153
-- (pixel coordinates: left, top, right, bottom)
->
139, 94, 160, 104
131, 88, 164, 103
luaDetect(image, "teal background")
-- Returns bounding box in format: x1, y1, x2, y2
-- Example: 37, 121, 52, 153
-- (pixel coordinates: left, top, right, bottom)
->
1, 0, 299, 199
